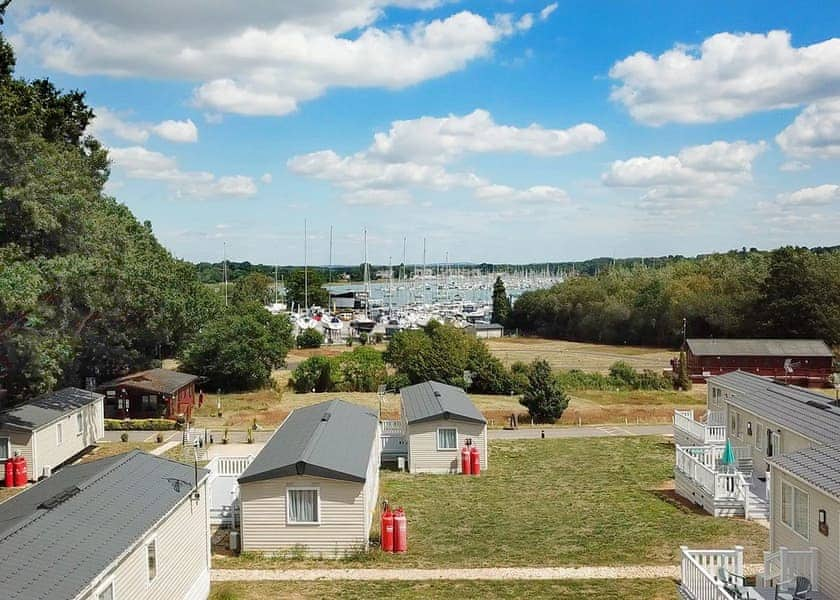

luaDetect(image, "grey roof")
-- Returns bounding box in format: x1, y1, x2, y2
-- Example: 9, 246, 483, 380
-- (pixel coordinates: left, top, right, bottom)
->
710, 370, 840, 445
0, 450, 208, 600
239, 399, 378, 485
470, 323, 504, 330
687, 338, 833, 357
0, 387, 104, 432
770, 442, 840, 500
400, 381, 486, 425
98, 368, 199, 395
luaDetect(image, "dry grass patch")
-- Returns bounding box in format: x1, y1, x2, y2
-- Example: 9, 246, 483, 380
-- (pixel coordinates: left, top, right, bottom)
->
209, 579, 677, 600
76, 441, 161, 463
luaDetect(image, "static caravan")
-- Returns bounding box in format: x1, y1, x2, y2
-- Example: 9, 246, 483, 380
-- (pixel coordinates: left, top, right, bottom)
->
0, 387, 105, 481
769, 443, 840, 598
238, 399, 380, 557
400, 381, 488, 474
0, 450, 211, 600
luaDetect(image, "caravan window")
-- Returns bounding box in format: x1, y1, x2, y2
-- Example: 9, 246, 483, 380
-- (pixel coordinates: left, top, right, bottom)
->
146, 539, 157, 582
287, 488, 319, 524
437, 428, 458, 450
0, 437, 9, 460
96, 581, 114, 600
56, 422, 63, 445
781, 481, 809, 539
76, 412, 83, 435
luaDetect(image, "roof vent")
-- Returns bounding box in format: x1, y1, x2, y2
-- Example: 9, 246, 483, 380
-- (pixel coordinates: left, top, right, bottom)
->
38, 486, 81, 510
321, 411, 332, 422
433, 391, 442, 397
806, 400, 831, 410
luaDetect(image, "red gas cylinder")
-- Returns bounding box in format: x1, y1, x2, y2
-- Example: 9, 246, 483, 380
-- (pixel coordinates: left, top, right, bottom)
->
4, 459, 13, 487
380, 505, 394, 553
460, 445, 471, 475
393, 507, 407, 553
470, 445, 481, 476
13, 456, 27, 487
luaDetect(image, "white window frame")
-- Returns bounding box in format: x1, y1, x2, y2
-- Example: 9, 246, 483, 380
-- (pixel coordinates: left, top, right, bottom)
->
0, 436, 10, 461
754, 423, 762, 450
735, 412, 742, 439
436, 427, 458, 451
76, 411, 83, 436
767, 430, 781, 458
780, 481, 810, 540
145, 536, 158, 584
286, 487, 320, 525
56, 422, 64, 445
95, 577, 115, 600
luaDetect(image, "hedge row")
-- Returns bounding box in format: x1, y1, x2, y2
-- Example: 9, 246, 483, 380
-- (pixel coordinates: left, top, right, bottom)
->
104, 418, 179, 431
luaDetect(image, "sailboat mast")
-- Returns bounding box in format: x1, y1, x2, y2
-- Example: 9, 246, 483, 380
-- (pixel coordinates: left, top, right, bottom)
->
328, 225, 333, 284
223, 241, 228, 308
422, 237, 426, 304
274, 264, 278, 304
304, 219, 309, 311
363, 228, 369, 318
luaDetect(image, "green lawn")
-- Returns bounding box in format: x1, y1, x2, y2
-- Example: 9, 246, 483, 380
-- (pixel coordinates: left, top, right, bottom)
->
215, 436, 768, 569
210, 579, 677, 600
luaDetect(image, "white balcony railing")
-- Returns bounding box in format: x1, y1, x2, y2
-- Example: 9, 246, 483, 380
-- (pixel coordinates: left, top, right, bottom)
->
762, 547, 819, 590
680, 546, 743, 600
674, 409, 727, 444
675, 445, 754, 515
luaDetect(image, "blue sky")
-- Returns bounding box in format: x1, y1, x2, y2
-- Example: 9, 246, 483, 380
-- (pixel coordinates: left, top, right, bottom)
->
5, 1, 840, 265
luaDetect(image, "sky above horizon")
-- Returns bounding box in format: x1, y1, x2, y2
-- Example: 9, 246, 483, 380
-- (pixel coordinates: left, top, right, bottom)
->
5, 1, 840, 265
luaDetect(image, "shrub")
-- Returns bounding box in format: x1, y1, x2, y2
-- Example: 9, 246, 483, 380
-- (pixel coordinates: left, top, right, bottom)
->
346, 338, 354, 347
384, 372, 411, 391
297, 328, 324, 349
333, 346, 386, 392
120, 432, 129, 442
359, 332, 369, 345
291, 356, 334, 393
608, 361, 638, 388
104, 418, 178, 431
519, 359, 569, 424
371, 333, 383, 344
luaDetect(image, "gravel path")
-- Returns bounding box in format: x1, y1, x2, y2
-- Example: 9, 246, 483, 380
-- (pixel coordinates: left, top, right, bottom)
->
211, 564, 763, 581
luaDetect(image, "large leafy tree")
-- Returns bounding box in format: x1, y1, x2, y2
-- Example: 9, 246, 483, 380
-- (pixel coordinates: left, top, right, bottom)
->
230, 272, 274, 307
0, 30, 219, 399
284, 268, 329, 309
519, 359, 569, 423
180, 304, 294, 391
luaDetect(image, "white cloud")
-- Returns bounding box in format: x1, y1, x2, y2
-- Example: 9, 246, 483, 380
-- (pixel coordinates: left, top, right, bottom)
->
108, 146, 257, 198
779, 160, 810, 172
776, 184, 840, 207
89, 108, 198, 144
539, 3, 558, 20
288, 109, 586, 206
88, 107, 149, 143
260, 173, 273, 184
776, 98, 840, 158
151, 119, 198, 143
15, 3, 548, 117
369, 109, 605, 162
603, 140, 767, 212
609, 31, 840, 125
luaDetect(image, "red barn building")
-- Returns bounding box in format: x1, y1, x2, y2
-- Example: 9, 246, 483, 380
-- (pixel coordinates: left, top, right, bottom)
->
97, 368, 200, 420
680, 338, 835, 387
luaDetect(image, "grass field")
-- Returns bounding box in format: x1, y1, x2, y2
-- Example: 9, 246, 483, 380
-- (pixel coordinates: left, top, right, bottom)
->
209, 579, 677, 600
214, 436, 767, 569
76, 441, 161, 463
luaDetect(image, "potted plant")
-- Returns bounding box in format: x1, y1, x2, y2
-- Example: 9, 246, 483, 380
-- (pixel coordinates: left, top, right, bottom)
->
155, 433, 164, 443
247, 427, 254, 444
222, 428, 229, 444
120, 432, 129, 443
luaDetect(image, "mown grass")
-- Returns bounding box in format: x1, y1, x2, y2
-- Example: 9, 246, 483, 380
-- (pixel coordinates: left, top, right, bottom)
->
215, 436, 768, 569
76, 441, 161, 463
209, 579, 677, 600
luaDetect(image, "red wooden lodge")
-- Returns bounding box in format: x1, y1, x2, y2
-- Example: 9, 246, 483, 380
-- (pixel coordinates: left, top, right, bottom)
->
97, 368, 200, 420
679, 338, 835, 387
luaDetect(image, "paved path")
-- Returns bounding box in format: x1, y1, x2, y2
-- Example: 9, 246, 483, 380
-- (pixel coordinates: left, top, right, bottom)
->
150, 440, 180, 456
211, 564, 762, 582
489, 424, 671, 440
102, 430, 180, 443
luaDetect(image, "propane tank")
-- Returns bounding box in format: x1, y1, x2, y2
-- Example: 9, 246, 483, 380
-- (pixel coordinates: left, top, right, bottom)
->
13, 456, 27, 487
393, 507, 407, 553
4, 458, 13, 487
470, 445, 480, 476
460, 445, 471, 475
380, 503, 394, 553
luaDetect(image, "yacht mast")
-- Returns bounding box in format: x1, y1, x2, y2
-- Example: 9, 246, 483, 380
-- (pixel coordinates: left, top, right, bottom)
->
223, 241, 228, 308
304, 219, 309, 311
363, 228, 369, 318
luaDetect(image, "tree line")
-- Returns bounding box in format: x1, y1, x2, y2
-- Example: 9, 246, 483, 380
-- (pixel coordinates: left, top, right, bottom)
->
509, 247, 840, 348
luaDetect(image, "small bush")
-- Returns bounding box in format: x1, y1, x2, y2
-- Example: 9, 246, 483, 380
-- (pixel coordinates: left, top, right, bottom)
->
346, 338, 354, 347
291, 356, 334, 393
297, 328, 324, 349
608, 361, 638, 388
384, 372, 411, 391
105, 418, 178, 431
120, 432, 129, 442
359, 332, 369, 345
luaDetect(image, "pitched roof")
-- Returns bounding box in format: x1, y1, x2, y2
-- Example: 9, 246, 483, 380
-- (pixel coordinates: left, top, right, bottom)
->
239, 399, 378, 485
686, 338, 833, 357
770, 442, 840, 500
97, 368, 199, 395
0, 387, 104, 432
0, 450, 208, 600
710, 370, 840, 445
400, 381, 486, 425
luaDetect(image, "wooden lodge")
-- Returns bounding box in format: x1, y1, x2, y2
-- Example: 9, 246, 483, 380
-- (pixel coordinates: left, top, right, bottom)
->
97, 368, 200, 421
679, 338, 834, 387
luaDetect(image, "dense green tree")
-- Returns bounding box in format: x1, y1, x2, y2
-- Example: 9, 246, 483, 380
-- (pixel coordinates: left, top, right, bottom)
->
230, 272, 273, 307
0, 32, 218, 399
290, 356, 334, 393
284, 269, 329, 309
491, 276, 512, 326
333, 346, 386, 392
519, 359, 569, 423
297, 328, 324, 349
180, 304, 293, 391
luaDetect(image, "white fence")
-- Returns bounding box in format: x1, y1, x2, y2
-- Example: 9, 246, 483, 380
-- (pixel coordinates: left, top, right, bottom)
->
381, 420, 407, 460
762, 547, 819, 590
207, 455, 253, 526
680, 546, 743, 600
674, 410, 727, 445
675, 445, 755, 516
